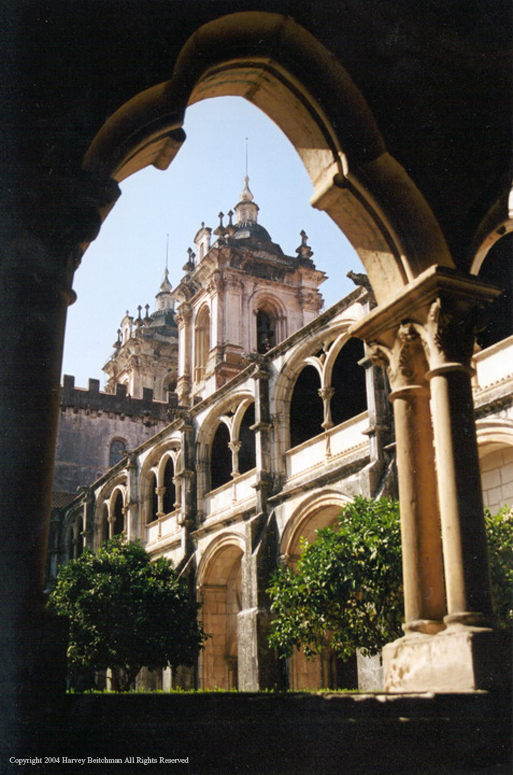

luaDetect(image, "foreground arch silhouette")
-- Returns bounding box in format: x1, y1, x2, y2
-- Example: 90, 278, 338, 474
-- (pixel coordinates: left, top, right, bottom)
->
1, 3, 512, 766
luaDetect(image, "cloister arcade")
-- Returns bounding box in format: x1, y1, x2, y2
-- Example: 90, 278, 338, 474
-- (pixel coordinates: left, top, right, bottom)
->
2, 5, 512, 767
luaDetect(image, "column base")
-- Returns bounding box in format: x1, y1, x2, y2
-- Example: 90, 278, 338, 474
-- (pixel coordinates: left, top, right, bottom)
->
383, 626, 512, 692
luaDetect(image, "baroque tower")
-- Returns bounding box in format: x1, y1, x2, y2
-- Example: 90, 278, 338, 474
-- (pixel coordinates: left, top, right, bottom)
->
172, 178, 326, 405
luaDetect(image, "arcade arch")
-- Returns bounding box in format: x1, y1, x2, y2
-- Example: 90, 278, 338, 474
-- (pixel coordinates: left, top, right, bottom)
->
280, 491, 355, 691
83, 12, 452, 305
197, 537, 244, 690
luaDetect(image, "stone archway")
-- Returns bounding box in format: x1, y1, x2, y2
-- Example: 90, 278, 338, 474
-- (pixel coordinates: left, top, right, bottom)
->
198, 540, 244, 690
281, 493, 354, 691
83, 12, 452, 305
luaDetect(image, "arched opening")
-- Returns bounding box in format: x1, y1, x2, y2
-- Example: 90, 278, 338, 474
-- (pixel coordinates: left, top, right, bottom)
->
289, 366, 323, 448
477, 233, 513, 350
147, 471, 158, 524
109, 438, 127, 468
162, 456, 176, 514
479, 441, 513, 515
256, 309, 276, 354
200, 543, 243, 690
210, 422, 232, 491
194, 305, 211, 383
283, 502, 359, 692
112, 490, 124, 536
330, 338, 367, 426
238, 404, 256, 475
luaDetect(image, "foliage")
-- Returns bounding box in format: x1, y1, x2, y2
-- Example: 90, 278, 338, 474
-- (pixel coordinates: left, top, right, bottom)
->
268, 497, 403, 661
485, 505, 513, 625
268, 497, 513, 664
48, 537, 206, 691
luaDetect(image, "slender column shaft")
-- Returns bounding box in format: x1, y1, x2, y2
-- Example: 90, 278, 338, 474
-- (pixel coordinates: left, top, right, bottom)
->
391, 385, 446, 629
428, 365, 493, 622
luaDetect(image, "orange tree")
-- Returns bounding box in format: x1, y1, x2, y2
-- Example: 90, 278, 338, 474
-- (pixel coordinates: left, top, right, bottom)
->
48, 536, 206, 691
268, 497, 512, 663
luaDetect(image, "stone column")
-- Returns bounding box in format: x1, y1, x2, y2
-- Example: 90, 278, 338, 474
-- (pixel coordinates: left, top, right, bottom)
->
237, 359, 283, 691
368, 325, 445, 632
354, 266, 508, 691
422, 297, 494, 623
318, 386, 335, 430
175, 303, 192, 406
0, 171, 119, 719
126, 453, 140, 541
229, 440, 241, 478
250, 357, 273, 514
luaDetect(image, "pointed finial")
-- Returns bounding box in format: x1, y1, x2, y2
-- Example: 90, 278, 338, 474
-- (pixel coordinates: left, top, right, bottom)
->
296, 230, 314, 262
144, 303, 151, 322
241, 175, 254, 202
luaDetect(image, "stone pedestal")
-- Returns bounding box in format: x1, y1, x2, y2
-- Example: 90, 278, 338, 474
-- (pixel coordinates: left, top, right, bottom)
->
384, 626, 512, 692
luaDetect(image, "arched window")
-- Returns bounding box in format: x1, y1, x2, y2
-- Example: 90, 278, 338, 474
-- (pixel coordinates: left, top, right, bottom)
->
112, 490, 124, 536
289, 366, 323, 448
109, 438, 127, 468
147, 471, 158, 524
194, 305, 211, 382
238, 404, 256, 474
210, 422, 231, 491
163, 457, 176, 514
330, 338, 367, 426
477, 233, 513, 350
256, 309, 276, 353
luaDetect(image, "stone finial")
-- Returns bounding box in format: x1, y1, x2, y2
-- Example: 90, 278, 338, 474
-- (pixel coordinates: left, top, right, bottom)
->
296, 230, 314, 261
240, 175, 254, 202
182, 248, 196, 272
214, 212, 227, 238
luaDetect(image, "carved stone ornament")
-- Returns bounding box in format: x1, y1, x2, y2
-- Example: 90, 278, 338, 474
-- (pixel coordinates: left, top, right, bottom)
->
422, 297, 485, 369
368, 323, 428, 390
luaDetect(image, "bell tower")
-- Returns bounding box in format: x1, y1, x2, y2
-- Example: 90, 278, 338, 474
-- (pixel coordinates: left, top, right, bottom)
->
172, 179, 326, 406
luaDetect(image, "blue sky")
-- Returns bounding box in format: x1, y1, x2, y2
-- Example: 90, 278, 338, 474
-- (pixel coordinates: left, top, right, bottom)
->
62, 97, 361, 386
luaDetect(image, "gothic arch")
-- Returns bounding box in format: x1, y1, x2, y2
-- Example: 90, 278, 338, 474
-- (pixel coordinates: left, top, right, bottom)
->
83, 12, 452, 304
250, 291, 288, 352
140, 440, 181, 525
469, 183, 513, 275
280, 490, 353, 563
476, 419, 513, 456
197, 535, 244, 690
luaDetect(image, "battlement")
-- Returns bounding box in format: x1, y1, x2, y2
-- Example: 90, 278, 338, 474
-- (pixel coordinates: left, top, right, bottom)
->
61, 375, 177, 421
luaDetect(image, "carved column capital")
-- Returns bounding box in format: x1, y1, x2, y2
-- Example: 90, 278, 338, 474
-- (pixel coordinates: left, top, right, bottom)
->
368, 323, 429, 394
421, 296, 485, 372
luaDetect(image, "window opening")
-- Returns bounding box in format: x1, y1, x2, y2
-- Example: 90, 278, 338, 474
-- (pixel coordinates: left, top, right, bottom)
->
163, 457, 176, 513
238, 404, 256, 474
289, 366, 323, 448
330, 338, 366, 426
210, 422, 231, 490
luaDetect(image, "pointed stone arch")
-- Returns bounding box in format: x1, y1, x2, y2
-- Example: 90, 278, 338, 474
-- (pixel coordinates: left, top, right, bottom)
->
83, 12, 452, 304
197, 534, 245, 690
